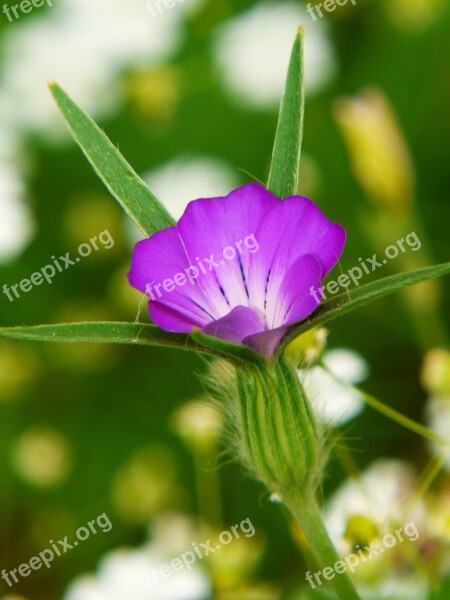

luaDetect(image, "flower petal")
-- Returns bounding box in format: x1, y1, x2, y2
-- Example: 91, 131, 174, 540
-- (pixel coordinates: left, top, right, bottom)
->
203, 305, 264, 344
244, 326, 289, 359
271, 254, 323, 329
149, 301, 206, 333
244, 251, 323, 357
248, 196, 346, 323
177, 183, 278, 312
128, 227, 218, 324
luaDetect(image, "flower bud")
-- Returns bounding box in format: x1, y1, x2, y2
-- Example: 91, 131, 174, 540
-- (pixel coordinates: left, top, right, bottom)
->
205, 357, 328, 498
383, 0, 444, 33
334, 89, 415, 216
421, 348, 450, 398
285, 327, 328, 368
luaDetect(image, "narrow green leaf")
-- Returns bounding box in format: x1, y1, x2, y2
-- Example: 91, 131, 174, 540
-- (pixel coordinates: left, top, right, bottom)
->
49, 82, 175, 236
0, 322, 258, 366
0, 321, 190, 349
282, 262, 450, 348
267, 28, 304, 199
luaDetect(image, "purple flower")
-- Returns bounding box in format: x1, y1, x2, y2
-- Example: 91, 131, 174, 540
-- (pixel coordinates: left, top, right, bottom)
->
128, 183, 345, 358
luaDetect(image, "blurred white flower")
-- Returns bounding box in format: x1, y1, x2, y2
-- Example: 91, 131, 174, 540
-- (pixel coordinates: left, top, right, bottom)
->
325, 460, 429, 599
64, 515, 210, 600
324, 348, 369, 383
148, 513, 202, 556
0, 0, 191, 261
0, 161, 34, 263
325, 460, 423, 552
213, 2, 336, 109
422, 349, 450, 470
425, 395, 450, 471
356, 578, 429, 600
0, 0, 185, 136
64, 548, 209, 600
143, 156, 239, 219
299, 348, 368, 426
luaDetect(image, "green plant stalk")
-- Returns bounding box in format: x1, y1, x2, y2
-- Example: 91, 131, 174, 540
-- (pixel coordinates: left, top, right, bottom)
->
208, 357, 362, 600
268, 361, 362, 599
283, 490, 362, 600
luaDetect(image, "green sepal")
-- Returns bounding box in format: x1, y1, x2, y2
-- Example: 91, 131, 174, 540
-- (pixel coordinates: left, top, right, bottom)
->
49, 82, 175, 236
267, 27, 304, 198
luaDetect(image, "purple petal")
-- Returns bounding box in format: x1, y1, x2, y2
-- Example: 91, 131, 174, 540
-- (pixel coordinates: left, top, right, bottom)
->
203, 305, 264, 344
128, 227, 217, 325
243, 256, 323, 357
149, 301, 205, 333
244, 327, 289, 359
177, 183, 279, 312
247, 196, 345, 326
271, 254, 323, 329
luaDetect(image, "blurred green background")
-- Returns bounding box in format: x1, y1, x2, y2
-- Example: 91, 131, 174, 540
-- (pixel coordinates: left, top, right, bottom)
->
0, 0, 449, 599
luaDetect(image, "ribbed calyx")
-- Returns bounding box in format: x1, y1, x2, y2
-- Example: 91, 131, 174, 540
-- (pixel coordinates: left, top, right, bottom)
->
205, 356, 329, 498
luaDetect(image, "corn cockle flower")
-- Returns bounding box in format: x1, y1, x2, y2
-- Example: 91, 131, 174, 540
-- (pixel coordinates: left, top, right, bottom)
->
128, 183, 345, 358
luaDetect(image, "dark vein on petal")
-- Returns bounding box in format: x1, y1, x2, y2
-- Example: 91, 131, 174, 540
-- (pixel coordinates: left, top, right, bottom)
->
239, 256, 250, 299
213, 270, 231, 307
264, 267, 272, 310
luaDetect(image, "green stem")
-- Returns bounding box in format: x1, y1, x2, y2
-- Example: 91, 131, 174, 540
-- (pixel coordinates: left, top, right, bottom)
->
323, 366, 450, 448
284, 491, 362, 600
211, 358, 361, 599
354, 385, 450, 448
